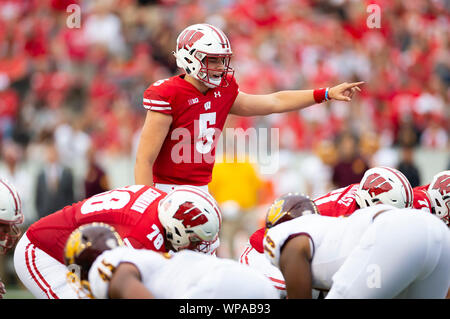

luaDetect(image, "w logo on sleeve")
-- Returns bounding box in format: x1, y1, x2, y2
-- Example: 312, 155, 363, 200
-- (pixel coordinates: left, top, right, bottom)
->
173, 201, 208, 228
362, 173, 393, 196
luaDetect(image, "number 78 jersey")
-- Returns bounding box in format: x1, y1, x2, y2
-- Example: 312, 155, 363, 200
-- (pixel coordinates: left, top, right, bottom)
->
143, 74, 239, 186
26, 185, 170, 264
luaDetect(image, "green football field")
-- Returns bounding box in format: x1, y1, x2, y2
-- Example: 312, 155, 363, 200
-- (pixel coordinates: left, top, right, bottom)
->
3, 287, 35, 299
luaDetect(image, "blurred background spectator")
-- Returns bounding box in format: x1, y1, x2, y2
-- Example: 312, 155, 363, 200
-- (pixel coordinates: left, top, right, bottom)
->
397, 145, 421, 187
0, 140, 35, 226
299, 139, 337, 198
84, 145, 110, 198
331, 131, 369, 188
35, 134, 75, 219
0, 0, 448, 296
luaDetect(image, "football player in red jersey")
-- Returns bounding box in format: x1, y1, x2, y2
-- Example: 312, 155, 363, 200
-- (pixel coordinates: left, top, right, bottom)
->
239, 166, 414, 297
135, 23, 364, 193
0, 179, 24, 299
413, 170, 449, 227
13, 185, 222, 299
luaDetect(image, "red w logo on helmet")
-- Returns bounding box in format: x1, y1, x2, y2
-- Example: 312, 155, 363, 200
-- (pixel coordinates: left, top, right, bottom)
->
177, 30, 204, 50
432, 174, 450, 194
173, 201, 208, 228
362, 173, 393, 196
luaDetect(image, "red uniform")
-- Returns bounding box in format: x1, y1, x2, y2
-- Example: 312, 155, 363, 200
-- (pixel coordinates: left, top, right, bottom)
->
142, 74, 239, 186
313, 184, 360, 217
413, 184, 432, 213
26, 185, 168, 264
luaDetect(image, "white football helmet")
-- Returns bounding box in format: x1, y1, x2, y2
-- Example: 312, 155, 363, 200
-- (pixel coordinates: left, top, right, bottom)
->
0, 179, 24, 254
173, 23, 234, 88
427, 170, 449, 226
158, 186, 222, 252
355, 166, 413, 209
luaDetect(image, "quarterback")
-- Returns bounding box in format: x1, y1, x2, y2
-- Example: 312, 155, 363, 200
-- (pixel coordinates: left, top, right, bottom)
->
13, 185, 221, 298
64, 223, 278, 299
135, 23, 363, 192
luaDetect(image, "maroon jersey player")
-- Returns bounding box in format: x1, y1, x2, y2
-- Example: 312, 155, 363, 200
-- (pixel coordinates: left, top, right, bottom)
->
239, 166, 414, 297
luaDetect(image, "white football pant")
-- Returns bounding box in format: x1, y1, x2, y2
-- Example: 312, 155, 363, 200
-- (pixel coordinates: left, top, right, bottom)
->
327, 211, 450, 298
239, 243, 287, 298
13, 232, 78, 299
180, 259, 279, 299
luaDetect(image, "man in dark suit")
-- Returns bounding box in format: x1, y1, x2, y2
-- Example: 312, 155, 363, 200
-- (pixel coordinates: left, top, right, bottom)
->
397, 146, 421, 188
35, 138, 75, 219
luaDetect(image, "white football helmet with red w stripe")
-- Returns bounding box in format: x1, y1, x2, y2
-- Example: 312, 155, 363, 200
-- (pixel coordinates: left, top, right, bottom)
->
355, 166, 413, 209
173, 23, 234, 88
427, 170, 450, 226
0, 179, 24, 254
158, 186, 222, 252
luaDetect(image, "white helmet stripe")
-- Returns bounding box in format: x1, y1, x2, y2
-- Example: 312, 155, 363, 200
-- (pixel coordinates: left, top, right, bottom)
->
381, 166, 412, 206
205, 24, 228, 48
0, 179, 20, 216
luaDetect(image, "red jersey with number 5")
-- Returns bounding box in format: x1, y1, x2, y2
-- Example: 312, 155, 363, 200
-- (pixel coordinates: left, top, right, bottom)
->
142, 74, 239, 186
26, 185, 169, 263
413, 184, 432, 214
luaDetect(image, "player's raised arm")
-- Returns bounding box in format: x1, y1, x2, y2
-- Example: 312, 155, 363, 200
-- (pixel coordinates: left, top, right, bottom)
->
230, 81, 364, 116
134, 110, 172, 186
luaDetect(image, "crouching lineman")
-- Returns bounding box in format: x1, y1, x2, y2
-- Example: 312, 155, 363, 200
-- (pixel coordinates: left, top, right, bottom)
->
0, 179, 24, 298
263, 194, 450, 299
14, 185, 222, 299
240, 166, 415, 297
413, 170, 449, 226
64, 222, 278, 299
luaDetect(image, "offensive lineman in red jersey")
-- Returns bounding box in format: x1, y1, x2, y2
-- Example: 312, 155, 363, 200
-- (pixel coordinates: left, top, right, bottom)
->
13, 185, 222, 299
413, 170, 449, 227
135, 23, 364, 192
239, 166, 415, 297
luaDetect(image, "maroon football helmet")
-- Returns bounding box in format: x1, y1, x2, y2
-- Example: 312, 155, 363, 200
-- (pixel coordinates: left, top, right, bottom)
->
265, 193, 319, 229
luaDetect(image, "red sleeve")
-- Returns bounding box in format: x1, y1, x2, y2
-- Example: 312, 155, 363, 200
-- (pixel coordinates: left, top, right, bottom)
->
142, 81, 172, 115
249, 227, 265, 253
413, 186, 432, 213
314, 184, 359, 217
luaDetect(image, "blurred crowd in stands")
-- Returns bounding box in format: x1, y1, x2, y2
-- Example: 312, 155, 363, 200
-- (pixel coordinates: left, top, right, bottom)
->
0, 0, 448, 260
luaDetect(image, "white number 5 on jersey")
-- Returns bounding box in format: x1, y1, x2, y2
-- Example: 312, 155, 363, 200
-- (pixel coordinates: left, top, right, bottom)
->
196, 112, 216, 154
